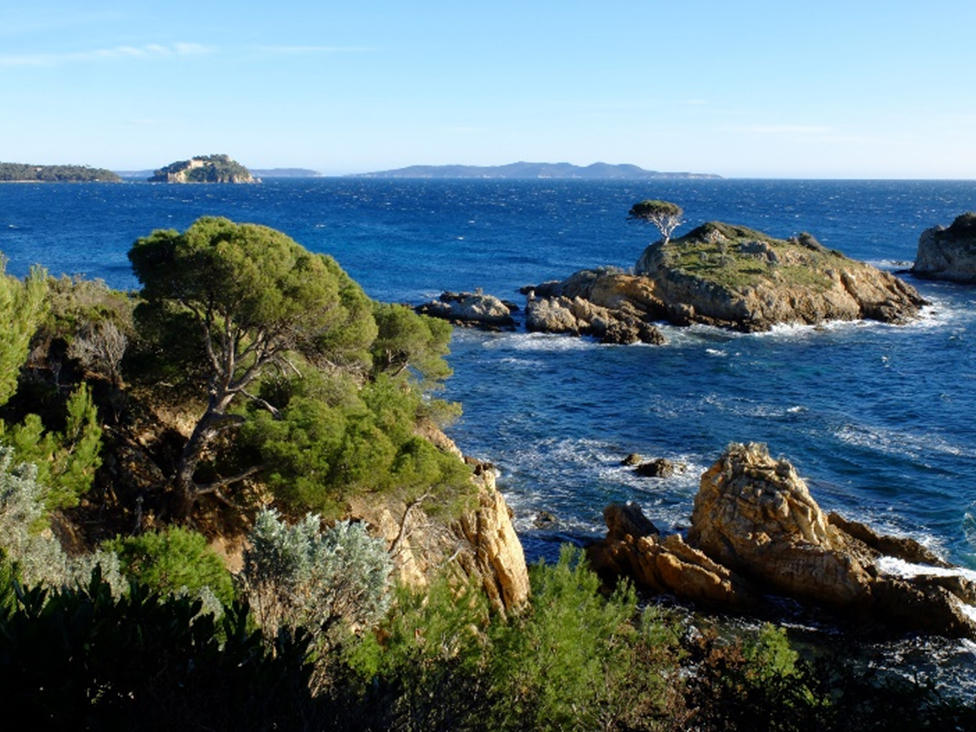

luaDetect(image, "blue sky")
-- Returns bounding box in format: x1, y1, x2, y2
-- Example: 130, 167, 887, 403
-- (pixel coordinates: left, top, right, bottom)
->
3, 1, 975, 178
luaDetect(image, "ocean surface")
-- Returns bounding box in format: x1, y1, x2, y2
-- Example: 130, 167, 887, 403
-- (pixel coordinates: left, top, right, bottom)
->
2, 177, 976, 684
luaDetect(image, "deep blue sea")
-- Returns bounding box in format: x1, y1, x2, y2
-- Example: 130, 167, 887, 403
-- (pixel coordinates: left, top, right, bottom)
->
3, 179, 976, 681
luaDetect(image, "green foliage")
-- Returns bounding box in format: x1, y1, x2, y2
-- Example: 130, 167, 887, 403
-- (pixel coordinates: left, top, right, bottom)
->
333, 548, 685, 732
340, 575, 494, 732
628, 199, 684, 243
661, 221, 849, 292
0, 262, 47, 407
490, 545, 681, 732
0, 383, 102, 512
240, 508, 393, 643
0, 445, 123, 594
129, 216, 379, 513
371, 302, 453, 387
36, 275, 134, 385
0, 570, 317, 731
105, 526, 235, 606
242, 371, 473, 519
130, 216, 374, 370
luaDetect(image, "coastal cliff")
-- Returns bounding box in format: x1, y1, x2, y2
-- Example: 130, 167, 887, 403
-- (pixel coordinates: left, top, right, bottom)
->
348, 425, 529, 616
527, 222, 925, 334
149, 154, 256, 183
912, 212, 976, 283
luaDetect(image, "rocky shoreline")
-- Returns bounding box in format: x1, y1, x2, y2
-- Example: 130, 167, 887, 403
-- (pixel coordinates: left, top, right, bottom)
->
588, 443, 976, 639
417, 221, 927, 340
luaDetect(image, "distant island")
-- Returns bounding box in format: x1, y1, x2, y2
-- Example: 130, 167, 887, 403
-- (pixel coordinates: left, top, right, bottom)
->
0, 162, 121, 183
148, 154, 256, 183
352, 161, 721, 180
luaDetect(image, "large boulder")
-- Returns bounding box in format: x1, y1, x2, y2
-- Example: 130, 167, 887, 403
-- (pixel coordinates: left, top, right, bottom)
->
416, 291, 517, 329
687, 443, 976, 637
912, 212, 976, 283
593, 443, 976, 638
587, 502, 764, 612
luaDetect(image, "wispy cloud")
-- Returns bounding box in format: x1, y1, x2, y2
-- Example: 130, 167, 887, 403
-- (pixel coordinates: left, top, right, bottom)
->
253, 45, 373, 55
0, 42, 213, 68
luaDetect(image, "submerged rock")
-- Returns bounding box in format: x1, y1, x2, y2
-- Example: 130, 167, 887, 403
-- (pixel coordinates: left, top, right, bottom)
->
591, 443, 976, 639
912, 212, 976, 283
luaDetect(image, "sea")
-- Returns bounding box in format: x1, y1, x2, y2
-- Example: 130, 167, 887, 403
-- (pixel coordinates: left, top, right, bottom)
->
2, 177, 975, 689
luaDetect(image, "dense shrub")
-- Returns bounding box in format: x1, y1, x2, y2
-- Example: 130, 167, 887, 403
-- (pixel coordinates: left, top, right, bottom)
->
242, 372, 473, 519
104, 526, 235, 607
0, 383, 102, 513
240, 508, 393, 642
0, 445, 122, 593
0, 570, 318, 731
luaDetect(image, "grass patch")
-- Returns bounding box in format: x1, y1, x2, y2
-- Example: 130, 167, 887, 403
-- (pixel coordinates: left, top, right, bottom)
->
661, 221, 850, 292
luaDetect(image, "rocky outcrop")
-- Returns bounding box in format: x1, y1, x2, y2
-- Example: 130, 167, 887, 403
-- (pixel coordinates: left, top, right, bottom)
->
349, 440, 529, 617
527, 222, 926, 334
416, 291, 517, 329
525, 269, 666, 344
591, 443, 976, 638
912, 212, 976, 283
587, 503, 763, 612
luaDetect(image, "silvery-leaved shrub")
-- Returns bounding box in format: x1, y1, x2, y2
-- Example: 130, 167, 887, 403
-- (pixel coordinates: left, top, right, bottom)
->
0, 445, 123, 595
241, 508, 393, 641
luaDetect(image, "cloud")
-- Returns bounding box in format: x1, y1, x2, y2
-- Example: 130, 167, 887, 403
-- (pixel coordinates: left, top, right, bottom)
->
253, 45, 373, 55
0, 42, 213, 68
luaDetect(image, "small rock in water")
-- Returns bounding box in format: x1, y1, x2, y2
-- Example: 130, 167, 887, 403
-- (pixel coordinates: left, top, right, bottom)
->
533, 511, 557, 528
635, 458, 677, 478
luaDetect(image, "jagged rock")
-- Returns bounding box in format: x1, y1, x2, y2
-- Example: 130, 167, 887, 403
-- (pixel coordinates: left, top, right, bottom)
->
621, 453, 644, 466
912, 212, 976, 283
417, 291, 517, 329
588, 502, 762, 611
533, 510, 557, 528
687, 443, 976, 637
593, 444, 976, 638
348, 429, 529, 618
525, 274, 665, 345
603, 502, 659, 541
349, 459, 529, 617
454, 461, 531, 615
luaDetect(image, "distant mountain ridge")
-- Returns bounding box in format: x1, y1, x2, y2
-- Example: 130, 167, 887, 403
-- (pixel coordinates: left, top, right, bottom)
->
353, 161, 721, 180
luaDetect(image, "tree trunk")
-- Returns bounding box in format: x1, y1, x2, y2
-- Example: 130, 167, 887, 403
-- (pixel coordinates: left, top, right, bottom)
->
171, 390, 236, 521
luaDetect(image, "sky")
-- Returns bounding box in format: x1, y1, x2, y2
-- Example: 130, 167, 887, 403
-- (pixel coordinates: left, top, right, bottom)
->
2, 0, 976, 179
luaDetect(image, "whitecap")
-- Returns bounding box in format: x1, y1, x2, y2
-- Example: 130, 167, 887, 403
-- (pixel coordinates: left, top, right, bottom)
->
876, 556, 976, 584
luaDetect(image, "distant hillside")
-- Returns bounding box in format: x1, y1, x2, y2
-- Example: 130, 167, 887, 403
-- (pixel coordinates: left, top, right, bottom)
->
352, 162, 721, 180
149, 154, 256, 183
0, 162, 121, 183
